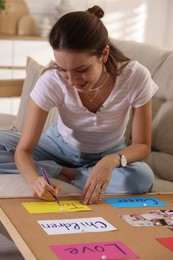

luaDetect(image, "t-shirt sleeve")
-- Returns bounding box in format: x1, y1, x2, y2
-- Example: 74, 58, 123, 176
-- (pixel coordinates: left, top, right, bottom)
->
128, 62, 158, 108
30, 70, 64, 111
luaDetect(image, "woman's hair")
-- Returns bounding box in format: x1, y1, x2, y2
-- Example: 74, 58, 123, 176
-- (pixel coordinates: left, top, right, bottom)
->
49, 5, 130, 76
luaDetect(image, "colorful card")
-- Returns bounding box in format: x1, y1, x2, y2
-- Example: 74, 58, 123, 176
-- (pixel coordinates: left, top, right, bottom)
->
50, 241, 139, 260
38, 217, 117, 235
22, 200, 91, 214
122, 209, 173, 227
156, 237, 173, 252
104, 196, 168, 208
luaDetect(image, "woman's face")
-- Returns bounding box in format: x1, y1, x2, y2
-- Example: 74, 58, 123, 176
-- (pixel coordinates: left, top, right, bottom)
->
53, 49, 106, 92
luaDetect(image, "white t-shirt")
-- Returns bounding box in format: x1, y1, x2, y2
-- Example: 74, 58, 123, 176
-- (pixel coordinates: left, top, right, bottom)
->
30, 61, 158, 153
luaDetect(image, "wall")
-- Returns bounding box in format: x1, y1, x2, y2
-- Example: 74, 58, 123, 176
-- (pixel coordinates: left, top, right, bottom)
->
1, 0, 172, 115
25, 0, 173, 49
166, 0, 173, 49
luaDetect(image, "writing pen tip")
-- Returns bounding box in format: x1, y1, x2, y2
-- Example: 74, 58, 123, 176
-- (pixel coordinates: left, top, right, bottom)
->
55, 197, 60, 204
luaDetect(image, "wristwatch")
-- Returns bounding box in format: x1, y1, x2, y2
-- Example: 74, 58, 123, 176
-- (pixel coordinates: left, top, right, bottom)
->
118, 154, 127, 167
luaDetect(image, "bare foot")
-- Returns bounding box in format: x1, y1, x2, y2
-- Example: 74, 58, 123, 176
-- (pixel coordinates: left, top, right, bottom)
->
57, 167, 75, 183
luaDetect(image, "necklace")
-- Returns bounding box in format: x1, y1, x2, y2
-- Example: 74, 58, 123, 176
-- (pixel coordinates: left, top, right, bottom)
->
85, 73, 109, 102
85, 91, 100, 102
89, 73, 109, 92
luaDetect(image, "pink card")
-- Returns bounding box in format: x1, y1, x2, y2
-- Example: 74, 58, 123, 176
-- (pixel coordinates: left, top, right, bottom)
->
156, 237, 173, 252
50, 241, 138, 260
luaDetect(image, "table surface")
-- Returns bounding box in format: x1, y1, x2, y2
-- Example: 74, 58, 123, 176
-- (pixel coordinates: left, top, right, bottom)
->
0, 193, 173, 260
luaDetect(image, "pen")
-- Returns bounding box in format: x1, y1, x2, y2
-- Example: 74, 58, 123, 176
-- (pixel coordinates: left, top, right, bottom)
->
41, 167, 59, 204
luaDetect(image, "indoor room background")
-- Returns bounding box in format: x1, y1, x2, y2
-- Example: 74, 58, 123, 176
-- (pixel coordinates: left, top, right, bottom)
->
0, 0, 172, 115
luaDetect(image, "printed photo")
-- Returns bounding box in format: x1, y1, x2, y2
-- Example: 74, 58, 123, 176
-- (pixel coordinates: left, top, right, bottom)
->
122, 210, 173, 228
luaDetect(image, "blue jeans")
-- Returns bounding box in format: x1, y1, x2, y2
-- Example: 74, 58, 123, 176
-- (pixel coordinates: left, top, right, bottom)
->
0, 123, 154, 193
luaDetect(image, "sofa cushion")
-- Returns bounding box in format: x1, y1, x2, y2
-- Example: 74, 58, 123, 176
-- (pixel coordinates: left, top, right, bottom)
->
0, 114, 17, 130
10, 57, 59, 132
0, 174, 82, 197
145, 152, 173, 182
152, 100, 173, 155
153, 52, 173, 100
112, 39, 171, 77
153, 175, 173, 192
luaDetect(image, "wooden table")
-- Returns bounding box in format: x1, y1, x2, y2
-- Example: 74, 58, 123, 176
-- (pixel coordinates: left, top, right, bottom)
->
0, 193, 173, 260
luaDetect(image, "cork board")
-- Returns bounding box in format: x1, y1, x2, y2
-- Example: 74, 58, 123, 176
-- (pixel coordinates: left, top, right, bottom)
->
0, 193, 173, 260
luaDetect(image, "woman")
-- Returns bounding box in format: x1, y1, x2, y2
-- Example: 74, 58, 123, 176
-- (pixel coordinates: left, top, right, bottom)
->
0, 6, 158, 204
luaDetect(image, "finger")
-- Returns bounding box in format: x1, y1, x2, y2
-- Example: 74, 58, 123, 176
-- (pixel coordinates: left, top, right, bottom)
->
40, 178, 59, 198
87, 184, 103, 204
81, 179, 92, 200
36, 185, 54, 201
82, 183, 96, 204
35, 179, 56, 201
33, 187, 51, 201
31, 177, 51, 200
98, 184, 107, 200
52, 184, 61, 196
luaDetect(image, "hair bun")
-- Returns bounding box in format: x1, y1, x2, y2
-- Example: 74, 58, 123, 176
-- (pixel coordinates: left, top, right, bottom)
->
87, 5, 104, 19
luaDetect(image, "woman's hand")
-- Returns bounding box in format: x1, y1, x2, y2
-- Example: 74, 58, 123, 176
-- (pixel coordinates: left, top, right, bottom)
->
81, 155, 118, 204
30, 176, 61, 201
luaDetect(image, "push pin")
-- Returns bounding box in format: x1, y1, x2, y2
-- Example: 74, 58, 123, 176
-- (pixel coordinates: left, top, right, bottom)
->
60, 207, 64, 212
143, 203, 147, 207
101, 255, 107, 260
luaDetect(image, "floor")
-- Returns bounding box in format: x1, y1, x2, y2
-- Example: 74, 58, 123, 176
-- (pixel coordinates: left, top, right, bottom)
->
0, 225, 24, 260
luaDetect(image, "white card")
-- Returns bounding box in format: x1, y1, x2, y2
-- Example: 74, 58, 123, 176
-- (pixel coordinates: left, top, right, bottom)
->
38, 217, 117, 235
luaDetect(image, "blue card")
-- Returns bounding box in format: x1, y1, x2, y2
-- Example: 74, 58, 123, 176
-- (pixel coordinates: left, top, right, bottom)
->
104, 196, 168, 208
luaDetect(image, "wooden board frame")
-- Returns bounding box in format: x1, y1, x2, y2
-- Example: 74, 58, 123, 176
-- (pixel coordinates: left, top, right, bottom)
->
0, 193, 173, 260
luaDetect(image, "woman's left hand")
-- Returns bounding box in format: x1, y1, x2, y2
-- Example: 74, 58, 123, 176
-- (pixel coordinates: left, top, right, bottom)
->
81, 155, 116, 204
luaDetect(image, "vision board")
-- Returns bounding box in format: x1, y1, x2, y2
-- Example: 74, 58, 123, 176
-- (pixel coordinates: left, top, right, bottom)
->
0, 193, 173, 260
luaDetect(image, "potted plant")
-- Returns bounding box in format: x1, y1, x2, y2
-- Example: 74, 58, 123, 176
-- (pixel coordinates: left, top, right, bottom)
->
0, 0, 5, 12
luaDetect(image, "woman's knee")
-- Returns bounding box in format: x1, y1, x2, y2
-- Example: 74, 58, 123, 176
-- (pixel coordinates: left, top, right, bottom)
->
124, 162, 154, 193
0, 131, 20, 151
107, 162, 154, 194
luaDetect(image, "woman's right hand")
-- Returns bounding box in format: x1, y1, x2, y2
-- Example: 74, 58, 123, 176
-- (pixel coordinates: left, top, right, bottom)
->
30, 176, 61, 201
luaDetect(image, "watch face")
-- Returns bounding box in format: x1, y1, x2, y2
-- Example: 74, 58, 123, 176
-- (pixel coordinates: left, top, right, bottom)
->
121, 155, 127, 167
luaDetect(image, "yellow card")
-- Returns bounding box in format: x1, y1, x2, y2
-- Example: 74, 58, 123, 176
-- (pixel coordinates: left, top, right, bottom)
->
22, 200, 91, 214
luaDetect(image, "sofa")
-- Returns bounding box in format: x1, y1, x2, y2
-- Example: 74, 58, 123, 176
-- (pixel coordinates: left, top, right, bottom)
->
114, 39, 173, 193
0, 38, 173, 258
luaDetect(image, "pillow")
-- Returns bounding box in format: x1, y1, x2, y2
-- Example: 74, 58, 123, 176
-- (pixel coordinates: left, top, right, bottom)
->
10, 57, 59, 132
153, 52, 173, 101
111, 39, 171, 77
